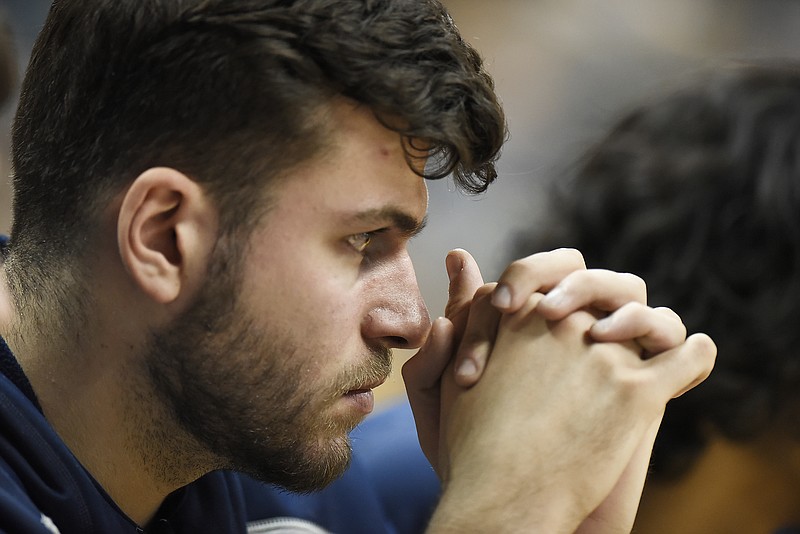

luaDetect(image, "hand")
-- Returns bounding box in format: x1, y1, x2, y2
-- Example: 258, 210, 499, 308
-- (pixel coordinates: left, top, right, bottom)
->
404, 248, 589, 472
404, 248, 687, 473
454, 252, 687, 387
427, 293, 716, 533
402, 249, 486, 472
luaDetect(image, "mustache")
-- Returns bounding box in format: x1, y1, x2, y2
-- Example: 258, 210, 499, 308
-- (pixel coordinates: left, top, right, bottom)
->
335, 346, 393, 394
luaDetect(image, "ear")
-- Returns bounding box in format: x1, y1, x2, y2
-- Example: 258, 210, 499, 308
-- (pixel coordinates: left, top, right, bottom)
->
117, 167, 217, 304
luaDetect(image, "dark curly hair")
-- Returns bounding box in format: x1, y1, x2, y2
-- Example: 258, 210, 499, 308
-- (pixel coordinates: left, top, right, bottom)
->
515, 62, 800, 481
6, 0, 505, 320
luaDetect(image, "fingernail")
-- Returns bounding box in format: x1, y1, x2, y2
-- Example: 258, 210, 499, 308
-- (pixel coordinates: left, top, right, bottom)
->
491, 284, 512, 309
456, 358, 477, 378
446, 253, 463, 283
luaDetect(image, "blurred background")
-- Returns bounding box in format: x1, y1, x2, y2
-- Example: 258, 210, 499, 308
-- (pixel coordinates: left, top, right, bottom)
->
0, 1, 799, 398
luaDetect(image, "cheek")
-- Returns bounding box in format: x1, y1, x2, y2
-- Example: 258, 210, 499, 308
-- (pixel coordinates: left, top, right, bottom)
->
239, 234, 369, 350
244, 266, 366, 351
301, 283, 365, 350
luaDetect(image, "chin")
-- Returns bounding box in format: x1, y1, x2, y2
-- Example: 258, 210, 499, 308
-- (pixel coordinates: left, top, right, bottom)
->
244, 435, 353, 493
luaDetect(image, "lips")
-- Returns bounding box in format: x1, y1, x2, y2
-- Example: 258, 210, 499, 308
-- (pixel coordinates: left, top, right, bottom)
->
350, 375, 388, 393
343, 389, 373, 415
342, 374, 387, 415
344, 369, 389, 394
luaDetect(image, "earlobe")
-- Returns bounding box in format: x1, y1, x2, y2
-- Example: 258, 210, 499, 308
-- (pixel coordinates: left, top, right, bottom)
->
117, 167, 215, 304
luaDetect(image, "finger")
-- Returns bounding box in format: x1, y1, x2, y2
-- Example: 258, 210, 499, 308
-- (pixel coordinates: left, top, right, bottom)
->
403, 316, 457, 392
444, 249, 485, 338
589, 304, 687, 356
452, 283, 500, 387
536, 270, 647, 320
643, 333, 717, 399
491, 248, 586, 313
402, 317, 456, 469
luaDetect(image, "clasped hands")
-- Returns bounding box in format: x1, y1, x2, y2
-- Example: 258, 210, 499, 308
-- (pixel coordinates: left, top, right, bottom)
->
403, 248, 716, 533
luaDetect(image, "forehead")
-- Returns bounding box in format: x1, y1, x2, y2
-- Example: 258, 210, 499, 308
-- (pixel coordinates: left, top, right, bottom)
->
264, 101, 430, 228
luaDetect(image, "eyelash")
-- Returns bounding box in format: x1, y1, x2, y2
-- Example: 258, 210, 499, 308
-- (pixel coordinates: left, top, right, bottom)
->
346, 232, 373, 253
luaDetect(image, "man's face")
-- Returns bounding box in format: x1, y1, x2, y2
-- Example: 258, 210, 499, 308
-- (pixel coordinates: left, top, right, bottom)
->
145, 102, 431, 491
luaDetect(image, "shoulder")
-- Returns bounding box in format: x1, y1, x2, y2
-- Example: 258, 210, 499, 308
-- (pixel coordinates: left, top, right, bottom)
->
0, 374, 136, 532
0, 462, 65, 534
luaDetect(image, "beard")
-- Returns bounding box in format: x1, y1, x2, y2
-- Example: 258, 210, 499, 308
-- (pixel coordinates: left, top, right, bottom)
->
140, 244, 392, 493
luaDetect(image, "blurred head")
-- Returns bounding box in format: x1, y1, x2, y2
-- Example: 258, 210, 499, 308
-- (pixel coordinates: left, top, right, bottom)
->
0, 11, 14, 112
516, 62, 800, 480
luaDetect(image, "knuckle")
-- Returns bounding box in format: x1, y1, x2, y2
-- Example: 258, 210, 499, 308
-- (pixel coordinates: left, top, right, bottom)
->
640, 331, 674, 352
555, 308, 595, 332
506, 247, 586, 275
500, 257, 532, 281
654, 308, 687, 338
590, 346, 638, 391
688, 333, 718, 361
617, 301, 646, 317
501, 292, 546, 327
620, 272, 647, 297
469, 283, 499, 315
674, 321, 688, 341
554, 247, 587, 268
654, 306, 681, 320
591, 341, 647, 381
473, 282, 497, 301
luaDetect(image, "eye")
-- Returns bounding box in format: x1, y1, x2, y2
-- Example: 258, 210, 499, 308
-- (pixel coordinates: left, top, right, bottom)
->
346, 232, 372, 253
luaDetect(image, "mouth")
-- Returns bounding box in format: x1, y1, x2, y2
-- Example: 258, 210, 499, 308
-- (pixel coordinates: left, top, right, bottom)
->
342, 375, 388, 415
347, 374, 388, 394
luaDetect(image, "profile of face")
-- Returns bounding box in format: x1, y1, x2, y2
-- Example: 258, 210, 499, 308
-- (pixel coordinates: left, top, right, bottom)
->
143, 102, 432, 491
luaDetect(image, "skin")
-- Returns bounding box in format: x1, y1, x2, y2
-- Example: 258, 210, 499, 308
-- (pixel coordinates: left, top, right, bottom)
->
2, 99, 716, 531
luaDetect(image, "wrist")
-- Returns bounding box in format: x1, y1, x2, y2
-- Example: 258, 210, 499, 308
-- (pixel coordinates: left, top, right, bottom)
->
426, 473, 582, 534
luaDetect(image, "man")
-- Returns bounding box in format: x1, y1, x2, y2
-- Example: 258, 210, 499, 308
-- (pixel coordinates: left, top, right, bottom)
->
0, 1, 716, 532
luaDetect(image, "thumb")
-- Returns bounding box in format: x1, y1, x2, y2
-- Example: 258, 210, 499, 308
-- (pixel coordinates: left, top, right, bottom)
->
444, 249, 484, 339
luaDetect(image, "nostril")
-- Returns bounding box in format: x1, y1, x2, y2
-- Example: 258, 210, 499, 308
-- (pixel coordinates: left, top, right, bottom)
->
387, 336, 408, 348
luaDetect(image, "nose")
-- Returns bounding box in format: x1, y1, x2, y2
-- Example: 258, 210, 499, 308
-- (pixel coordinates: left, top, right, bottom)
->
362, 252, 431, 350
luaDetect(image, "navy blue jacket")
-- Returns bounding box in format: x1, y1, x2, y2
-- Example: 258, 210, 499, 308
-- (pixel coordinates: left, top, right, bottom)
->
0, 335, 251, 533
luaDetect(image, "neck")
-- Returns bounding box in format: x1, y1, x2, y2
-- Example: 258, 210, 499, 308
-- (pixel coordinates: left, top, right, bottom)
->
11, 328, 182, 526
635, 435, 800, 534
5, 272, 210, 527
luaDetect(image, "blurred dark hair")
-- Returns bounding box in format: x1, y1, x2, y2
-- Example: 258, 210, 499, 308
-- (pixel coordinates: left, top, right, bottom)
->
6, 0, 505, 318
515, 62, 800, 480
0, 11, 15, 110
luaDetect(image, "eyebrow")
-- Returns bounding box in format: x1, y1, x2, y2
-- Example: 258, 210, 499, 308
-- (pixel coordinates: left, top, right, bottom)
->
346, 207, 428, 238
